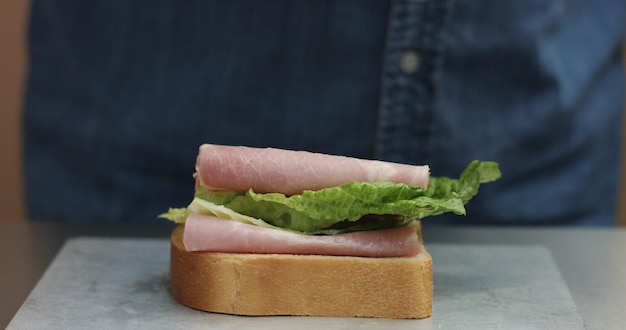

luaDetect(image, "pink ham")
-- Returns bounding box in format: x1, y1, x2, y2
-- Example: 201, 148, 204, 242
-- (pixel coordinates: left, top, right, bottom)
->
183, 214, 421, 257
195, 144, 429, 195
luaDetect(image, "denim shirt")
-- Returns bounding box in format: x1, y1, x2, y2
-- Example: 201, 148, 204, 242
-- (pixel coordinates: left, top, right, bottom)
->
24, 0, 626, 225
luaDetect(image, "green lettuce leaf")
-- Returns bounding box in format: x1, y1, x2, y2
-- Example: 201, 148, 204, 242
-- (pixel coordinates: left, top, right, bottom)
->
159, 160, 501, 234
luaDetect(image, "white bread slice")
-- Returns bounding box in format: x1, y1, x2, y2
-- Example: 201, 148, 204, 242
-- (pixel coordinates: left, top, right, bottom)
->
170, 224, 433, 319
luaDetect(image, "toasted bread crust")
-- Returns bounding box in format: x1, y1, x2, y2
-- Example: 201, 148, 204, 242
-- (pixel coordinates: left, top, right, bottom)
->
170, 225, 433, 318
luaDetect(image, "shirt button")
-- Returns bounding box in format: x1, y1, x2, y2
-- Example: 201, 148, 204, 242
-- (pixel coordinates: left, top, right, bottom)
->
399, 51, 420, 75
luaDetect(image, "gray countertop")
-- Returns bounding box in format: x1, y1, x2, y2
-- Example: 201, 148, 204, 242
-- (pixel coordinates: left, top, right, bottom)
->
425, 226, 626, 330
1, 222, 625, 329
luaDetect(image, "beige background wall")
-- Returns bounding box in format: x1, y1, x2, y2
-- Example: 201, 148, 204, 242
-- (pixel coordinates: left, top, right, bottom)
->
0, 0, 29, 222
0, 2, 625, 225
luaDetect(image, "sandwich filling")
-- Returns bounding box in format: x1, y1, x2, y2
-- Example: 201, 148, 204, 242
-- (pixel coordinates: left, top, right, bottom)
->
183, 213, 421, 257
161, 144, 501, 257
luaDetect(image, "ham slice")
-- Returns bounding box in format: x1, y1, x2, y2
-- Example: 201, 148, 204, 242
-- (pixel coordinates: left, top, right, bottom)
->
195, 144, 429, 195
183, 214, 421, 257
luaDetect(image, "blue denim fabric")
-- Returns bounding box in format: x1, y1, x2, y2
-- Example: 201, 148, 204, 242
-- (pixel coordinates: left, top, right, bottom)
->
24, 0, 625, 225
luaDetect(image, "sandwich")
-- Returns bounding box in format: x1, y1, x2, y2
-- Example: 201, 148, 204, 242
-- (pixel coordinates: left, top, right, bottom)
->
160, 144, 501, 319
